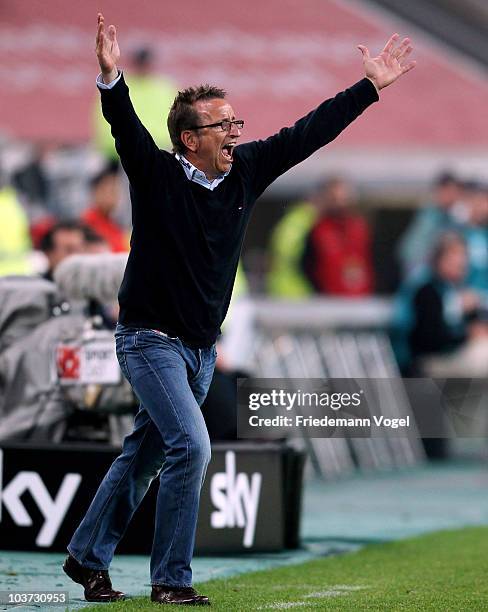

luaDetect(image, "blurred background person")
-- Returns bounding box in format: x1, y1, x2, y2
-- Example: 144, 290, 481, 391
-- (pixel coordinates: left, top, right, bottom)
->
41, 222, 120, 327
397, 171, 461, 280
39, 221, 87, 282
92, 46, 177, 162
12, 142, 56, 249
266, 192, 317, 298
409, 233, 477, 366
392, 232, 488, 377
454, 180, 488, 295
0, 170, 33, 276
81, 162, 128, 253
301, 177, 374, 297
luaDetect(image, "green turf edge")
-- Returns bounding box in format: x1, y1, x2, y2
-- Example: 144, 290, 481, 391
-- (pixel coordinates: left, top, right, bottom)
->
76, 526, 488, 611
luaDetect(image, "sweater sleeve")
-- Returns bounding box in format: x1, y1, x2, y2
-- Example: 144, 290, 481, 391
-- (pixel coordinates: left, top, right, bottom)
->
236, 78, 378, 198
98, 73, 162, 186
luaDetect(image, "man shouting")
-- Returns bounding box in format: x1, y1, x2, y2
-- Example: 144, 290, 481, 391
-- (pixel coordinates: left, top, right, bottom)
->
63, 12, 415, 606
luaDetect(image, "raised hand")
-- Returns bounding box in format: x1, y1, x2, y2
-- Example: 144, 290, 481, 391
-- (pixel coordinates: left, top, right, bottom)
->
95, 13, 120, 84
358, 33, 416, 91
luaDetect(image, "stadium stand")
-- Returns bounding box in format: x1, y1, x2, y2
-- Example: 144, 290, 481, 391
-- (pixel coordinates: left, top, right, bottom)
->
368, 0, 488, 68
1, 0, 488, 191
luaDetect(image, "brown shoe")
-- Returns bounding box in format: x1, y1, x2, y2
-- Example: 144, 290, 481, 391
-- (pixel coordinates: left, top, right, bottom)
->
63, 554, 126, 602
151, 585, 210, 605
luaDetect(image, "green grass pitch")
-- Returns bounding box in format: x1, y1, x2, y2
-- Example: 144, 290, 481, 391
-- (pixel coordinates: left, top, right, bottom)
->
80, 527, 488, 610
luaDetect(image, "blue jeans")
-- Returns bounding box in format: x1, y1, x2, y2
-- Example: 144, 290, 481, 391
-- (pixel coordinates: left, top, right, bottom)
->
67, 325, 216, 587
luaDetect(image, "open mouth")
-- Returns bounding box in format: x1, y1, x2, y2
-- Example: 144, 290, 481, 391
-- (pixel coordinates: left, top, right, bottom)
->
221, 143, 236, 163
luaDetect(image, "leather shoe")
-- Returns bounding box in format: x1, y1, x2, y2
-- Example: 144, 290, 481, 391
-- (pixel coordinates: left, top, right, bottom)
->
151, 585, 210, 605
63, 554, 126, 602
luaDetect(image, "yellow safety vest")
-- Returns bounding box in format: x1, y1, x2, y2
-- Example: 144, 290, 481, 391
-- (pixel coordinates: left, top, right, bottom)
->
267, 201, 317, 298
0, 187, 32, 276
93, 73, 178, 160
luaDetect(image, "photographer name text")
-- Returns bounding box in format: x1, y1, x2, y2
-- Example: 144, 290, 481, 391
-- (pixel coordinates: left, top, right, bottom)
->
248, 415, 410, 429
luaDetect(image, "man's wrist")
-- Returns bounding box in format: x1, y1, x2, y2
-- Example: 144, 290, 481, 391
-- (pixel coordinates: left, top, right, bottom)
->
96, 70, 122, 90
101, 68, 119, 85
366, 77, 381, 95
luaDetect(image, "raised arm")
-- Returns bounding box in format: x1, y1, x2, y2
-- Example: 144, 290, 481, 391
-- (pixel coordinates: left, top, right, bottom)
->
95, 13, 161, 185
238, 34, 416, 198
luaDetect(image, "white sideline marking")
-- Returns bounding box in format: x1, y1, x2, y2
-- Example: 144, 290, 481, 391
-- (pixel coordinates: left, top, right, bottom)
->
307, 590, 346, 597
258, 584, 369, 608
259, 604, 314, 609
232, 583, 318, 590
305, 585, 367, 597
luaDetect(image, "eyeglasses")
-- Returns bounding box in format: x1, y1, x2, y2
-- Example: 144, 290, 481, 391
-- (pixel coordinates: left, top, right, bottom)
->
190, 119, 244, 132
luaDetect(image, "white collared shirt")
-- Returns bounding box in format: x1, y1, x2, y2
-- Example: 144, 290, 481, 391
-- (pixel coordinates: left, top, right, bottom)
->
96, 72, 231, 191
174, 153, 229, 191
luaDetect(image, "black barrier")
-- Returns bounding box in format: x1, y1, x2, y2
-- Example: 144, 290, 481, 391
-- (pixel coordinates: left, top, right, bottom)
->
0, 442, 303, 554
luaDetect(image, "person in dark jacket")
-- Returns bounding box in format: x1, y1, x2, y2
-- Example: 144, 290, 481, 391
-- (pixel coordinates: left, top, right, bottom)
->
409, 232, 488, 375
63, 13, 416, 606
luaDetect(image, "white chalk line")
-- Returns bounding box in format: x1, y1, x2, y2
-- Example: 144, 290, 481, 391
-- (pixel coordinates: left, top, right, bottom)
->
305, 585, 367, 597
258, 584, 369, 608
